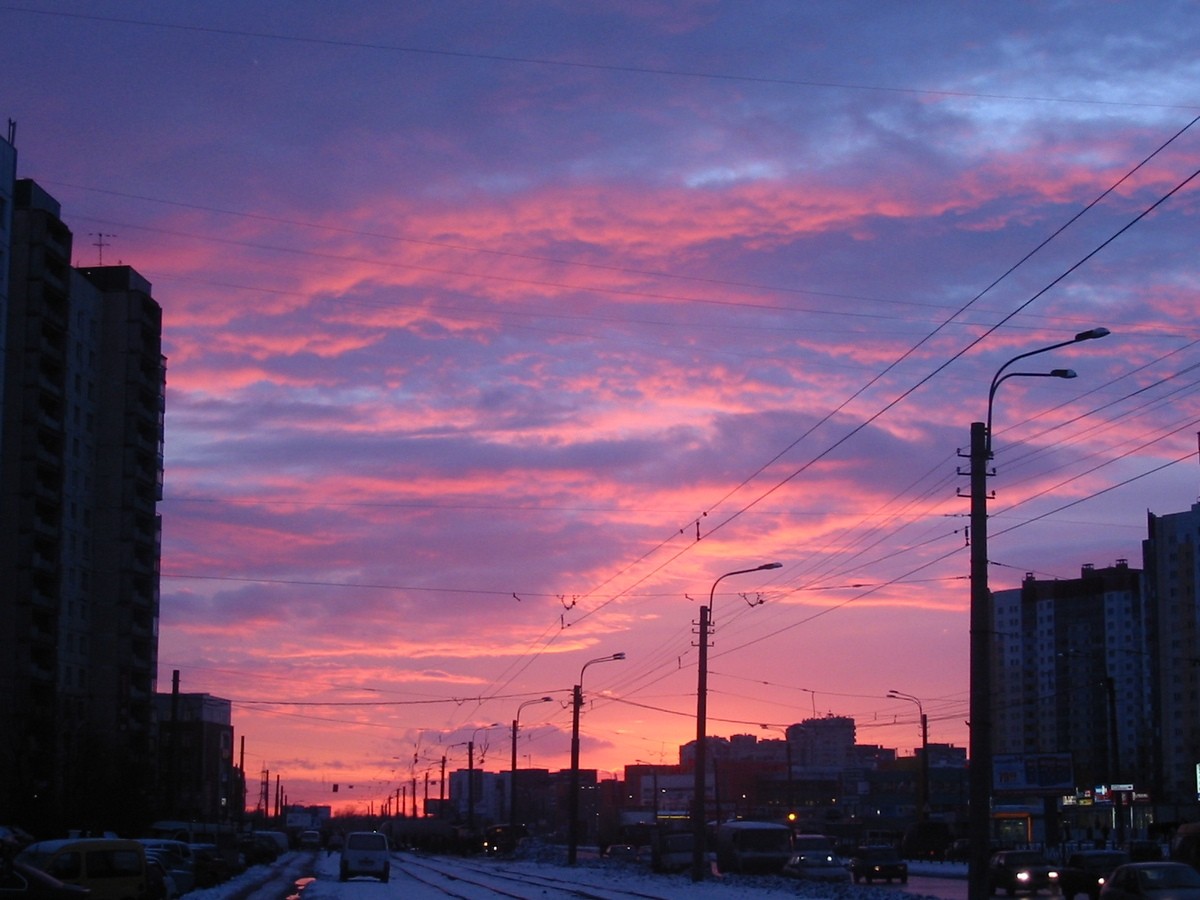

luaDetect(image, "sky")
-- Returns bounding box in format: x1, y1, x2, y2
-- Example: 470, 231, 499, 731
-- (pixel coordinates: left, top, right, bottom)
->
4, 1, 1200, 815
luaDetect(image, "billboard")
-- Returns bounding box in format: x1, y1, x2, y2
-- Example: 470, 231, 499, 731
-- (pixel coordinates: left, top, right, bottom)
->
993, 753, 1074, 793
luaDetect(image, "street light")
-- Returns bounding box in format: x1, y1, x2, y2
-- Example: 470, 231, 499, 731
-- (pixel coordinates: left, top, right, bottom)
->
966, 327, 1109, 900
567, 651, 626, 865
511, 696, 552, 830
692, 562, 783, 882
888, 690, 929, 824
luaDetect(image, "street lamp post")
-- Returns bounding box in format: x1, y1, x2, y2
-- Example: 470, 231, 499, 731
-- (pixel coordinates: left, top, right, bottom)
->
511, 696, 552, 829
692, 562, 783, 882
464, 723, 500, 835
966, 327, 1109, 900
888, 690, 929, 823
568, 652, 626, 865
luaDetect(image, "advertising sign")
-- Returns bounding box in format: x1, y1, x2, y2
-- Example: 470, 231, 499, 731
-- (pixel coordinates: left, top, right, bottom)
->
993, 753, 1074, 793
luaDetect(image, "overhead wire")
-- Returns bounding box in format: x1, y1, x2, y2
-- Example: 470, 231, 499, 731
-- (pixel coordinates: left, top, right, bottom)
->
41, 7, 1199, 751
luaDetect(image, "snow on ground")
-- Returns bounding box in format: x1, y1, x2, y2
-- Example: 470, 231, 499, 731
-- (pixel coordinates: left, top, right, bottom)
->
183, 850, 966, 900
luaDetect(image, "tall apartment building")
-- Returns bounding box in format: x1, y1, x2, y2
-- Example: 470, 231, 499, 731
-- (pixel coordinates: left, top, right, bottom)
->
0, 125, 15, 441
0, 165, 166, 836
1143, 502, 1200, 816
992, 561, 1149, 795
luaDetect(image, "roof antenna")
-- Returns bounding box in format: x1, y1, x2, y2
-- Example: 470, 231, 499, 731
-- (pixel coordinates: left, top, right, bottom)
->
90, 232, 116, 266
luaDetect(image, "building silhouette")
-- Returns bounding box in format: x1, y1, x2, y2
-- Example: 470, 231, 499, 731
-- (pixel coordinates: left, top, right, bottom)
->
0, 138, 167, 835
1143, 502, 1200, 820
154, 688, 241, 824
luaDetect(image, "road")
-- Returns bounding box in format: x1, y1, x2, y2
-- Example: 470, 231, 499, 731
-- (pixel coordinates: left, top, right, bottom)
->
189, 850, 974, 900
901, 873, 968, 900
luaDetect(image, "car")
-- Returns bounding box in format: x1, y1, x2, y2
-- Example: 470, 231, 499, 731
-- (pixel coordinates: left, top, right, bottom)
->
481, 825, 527, 857
782, 849, 851, 883
236, 833, 279, 866
338, 832, 390, 883
849, 845, 909, 884
1099, 862, 1200, 900
134, 840, 194, 894
142, 856, 173, 900
251, 833, 290, 856
987, 849, 1061, 895
186, 844, 231, 888
1061, 850, 1130, 900
0, 862, 91, 900
297, 832, 322, 852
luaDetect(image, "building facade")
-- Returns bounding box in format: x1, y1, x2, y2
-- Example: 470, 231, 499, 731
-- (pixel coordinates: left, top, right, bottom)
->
1143, 503, 1200, 820
0, 166, 166, 836
992, 561, 1150, 792
154, 690, 241, 824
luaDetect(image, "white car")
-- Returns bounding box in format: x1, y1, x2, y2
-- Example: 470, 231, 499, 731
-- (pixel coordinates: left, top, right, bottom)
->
339, 832, 391, 883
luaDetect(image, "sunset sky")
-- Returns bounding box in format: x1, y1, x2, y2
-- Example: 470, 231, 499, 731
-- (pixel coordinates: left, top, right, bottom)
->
4, 2, 1200, 814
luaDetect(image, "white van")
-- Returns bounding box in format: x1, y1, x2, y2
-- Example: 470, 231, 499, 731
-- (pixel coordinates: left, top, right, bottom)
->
338, 832, 390, 883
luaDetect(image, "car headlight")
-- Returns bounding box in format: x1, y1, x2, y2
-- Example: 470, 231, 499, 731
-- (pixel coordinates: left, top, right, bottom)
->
1017, 872, 1031, 883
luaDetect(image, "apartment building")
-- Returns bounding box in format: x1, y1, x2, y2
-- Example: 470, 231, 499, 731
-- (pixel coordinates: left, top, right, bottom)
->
0, 164, 166, 836
1143, 502, 1200, 817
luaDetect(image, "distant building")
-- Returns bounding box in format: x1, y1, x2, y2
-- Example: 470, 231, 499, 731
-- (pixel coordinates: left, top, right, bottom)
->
154, 690, 242, 823
788, 715, 858, 768
0, 157, 166, 835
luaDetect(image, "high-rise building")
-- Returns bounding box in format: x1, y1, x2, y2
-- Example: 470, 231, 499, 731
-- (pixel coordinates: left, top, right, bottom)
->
992, 561, 1149, 793
1143, 502, 1200, 816
0, 167, 166, 836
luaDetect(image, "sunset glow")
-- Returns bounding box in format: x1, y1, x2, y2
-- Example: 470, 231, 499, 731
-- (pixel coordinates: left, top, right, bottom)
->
5, 2, 1199, 814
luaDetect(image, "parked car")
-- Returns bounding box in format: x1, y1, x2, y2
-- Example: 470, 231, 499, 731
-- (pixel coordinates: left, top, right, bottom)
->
250, 833, 289, 857
849, 845, 909, 884
338, 833, 390, 883
134, 841, 194, 894
1100, 862, 1200, 900
1061, 850, 1130, 900
987, 849, 1061, 895
0, 863, 91, 900
141, 857, 172, 900
186, 845, 230, 888
236, 833, 278, 867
